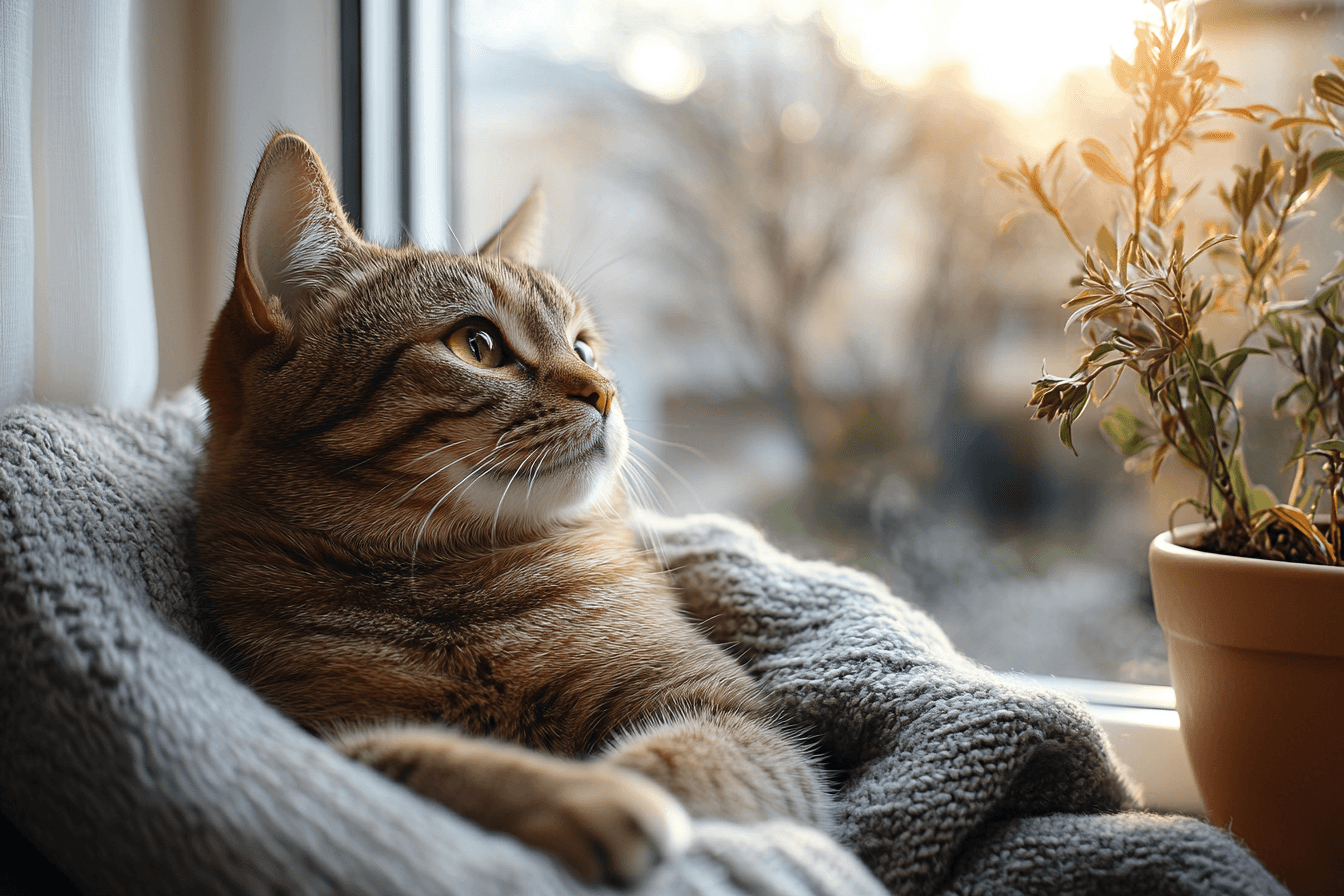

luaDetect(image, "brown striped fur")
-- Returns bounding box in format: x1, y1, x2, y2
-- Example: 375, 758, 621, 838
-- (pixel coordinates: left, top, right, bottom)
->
195, 133, 830, 885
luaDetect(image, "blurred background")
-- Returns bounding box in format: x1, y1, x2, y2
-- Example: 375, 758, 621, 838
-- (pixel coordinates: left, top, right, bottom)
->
124, 0, 1344, 684
453, 0, 1344, 684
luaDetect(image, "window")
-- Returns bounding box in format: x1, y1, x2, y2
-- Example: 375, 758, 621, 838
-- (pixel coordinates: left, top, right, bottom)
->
452, 0, 1342, 692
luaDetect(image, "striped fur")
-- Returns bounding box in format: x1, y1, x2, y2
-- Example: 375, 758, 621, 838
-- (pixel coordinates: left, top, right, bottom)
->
195, 133, 830, 885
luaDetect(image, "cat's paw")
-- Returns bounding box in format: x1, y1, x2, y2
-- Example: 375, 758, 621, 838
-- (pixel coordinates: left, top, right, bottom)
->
331, 726, 691, 886
513, 762, 693, 886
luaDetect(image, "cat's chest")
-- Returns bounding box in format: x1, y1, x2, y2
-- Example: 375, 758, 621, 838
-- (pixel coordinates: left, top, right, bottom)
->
383, 549, 724, 754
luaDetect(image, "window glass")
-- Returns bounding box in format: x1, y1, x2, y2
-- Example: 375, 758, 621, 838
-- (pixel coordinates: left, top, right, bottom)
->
461, 0, 1344, 684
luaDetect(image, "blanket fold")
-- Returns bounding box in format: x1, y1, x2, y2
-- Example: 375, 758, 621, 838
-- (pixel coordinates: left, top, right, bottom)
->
0, 396, 1286, 896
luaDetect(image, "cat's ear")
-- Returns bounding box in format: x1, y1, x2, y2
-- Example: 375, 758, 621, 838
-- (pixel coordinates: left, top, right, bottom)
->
477, 186, 546, 266
234, 132, 360, 333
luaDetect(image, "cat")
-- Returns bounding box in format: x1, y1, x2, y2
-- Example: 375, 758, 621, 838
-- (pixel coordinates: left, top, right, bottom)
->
194, 132, 831, 885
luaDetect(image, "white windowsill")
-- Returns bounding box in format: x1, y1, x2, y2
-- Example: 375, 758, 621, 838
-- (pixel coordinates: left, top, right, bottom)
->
1011, 674, 1206, 816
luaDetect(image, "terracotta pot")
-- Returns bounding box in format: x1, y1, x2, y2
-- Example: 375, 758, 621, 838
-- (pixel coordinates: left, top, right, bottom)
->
1149, 524, 1344, 896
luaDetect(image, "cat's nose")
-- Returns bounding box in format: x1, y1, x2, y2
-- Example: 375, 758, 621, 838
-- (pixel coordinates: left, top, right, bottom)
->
570, 379, 614, 417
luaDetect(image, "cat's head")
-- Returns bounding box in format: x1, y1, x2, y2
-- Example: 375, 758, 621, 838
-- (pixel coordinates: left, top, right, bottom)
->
199, 132, 629, 548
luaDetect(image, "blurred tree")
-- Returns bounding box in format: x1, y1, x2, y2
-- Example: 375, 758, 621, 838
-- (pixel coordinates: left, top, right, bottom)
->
629, 20, 916, 460
627, 18, 1037, 481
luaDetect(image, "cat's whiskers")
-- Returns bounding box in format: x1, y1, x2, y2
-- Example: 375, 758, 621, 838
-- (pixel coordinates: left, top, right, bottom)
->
524, 444, 558, 505
370, 439, 477, 502
490, 442, 547, 542
404, 438, 474, 468
624, 426, 708, 463
627, 431, 702, 491
619, 457, 668, 567
336, 422, 474, 479
445, 221, 467, 256
392, 441, 498, 506
555, 234, 637, 300
410, 441, 528, 557
623, 450, 676, 512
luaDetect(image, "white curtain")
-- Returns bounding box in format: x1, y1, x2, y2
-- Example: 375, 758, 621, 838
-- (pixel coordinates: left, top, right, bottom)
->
1, 0, 158, 412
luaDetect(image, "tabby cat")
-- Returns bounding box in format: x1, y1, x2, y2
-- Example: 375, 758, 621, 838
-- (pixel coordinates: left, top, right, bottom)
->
194, 133, 830, 884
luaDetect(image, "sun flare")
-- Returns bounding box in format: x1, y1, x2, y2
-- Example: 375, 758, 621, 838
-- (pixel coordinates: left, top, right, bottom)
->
835, 0, 1156, 112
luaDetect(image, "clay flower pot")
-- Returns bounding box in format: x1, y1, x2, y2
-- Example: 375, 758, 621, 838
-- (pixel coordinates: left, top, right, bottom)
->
1149, 524, 1344, 896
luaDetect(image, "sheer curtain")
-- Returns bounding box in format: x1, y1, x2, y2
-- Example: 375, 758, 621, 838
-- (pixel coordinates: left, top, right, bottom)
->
1, 0, 158, 412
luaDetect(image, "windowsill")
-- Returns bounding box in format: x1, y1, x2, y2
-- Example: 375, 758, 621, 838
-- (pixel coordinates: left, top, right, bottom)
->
1012, 674, 1205, 816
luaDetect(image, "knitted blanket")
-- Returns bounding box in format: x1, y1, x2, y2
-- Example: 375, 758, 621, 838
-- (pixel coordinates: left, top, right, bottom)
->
0, 395, 1286, 896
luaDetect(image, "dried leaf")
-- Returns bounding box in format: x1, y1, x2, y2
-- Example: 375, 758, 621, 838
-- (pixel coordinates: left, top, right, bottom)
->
1217, 107, 1261, 121
998, 210, 1025, 234
1150, 442, 1170, 482
1198, 130, 1236, 142
1097, 224, 1118, 268
1111, 53, 1136, 92
1255, 504, 1336, 564
1080, 139, 1130, 186
1270, 116, 1329, 130
1187, 232, 1235, 262
1313, 71, 1344, 106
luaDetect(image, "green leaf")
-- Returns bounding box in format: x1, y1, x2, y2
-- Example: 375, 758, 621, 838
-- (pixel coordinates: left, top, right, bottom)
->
1311, 283, 1340, 314
1313, 439, 1344, 454
1211, 488, 1228, 520
1101, 406, 1150, 457
1215, 347, 1267, 387
1275, 379, 1311, 414
1222, 454, 1278, 517
1228, 453, 1253, 515
1187, 401, 1217, 445
1313, 149, 1344, 181
1059, 399, 1086, 456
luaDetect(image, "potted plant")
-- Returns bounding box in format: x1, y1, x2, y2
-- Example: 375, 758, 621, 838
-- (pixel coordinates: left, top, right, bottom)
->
993, 3, 1344, 893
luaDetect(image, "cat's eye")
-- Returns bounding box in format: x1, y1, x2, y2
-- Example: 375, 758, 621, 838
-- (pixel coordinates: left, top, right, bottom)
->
574, 339, 595, 367
446, 321, 506, 368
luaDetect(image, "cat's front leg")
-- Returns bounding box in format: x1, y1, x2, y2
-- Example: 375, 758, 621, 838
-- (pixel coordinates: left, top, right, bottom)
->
331, 725, 692, 885
602, 707, 832, 829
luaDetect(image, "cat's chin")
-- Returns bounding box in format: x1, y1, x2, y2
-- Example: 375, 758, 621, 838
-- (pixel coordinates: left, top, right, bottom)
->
455, 421, 630, 535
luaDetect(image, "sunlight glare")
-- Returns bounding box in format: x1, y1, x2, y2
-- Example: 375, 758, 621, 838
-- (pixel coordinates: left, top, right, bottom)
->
855, 3, 943, 89
951, 1, 1150, 112
840, 0, 1155, 113
619, 30, 706, 102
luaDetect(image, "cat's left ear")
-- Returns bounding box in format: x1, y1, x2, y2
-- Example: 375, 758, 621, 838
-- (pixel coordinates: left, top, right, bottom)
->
235, 132, 362, 333
477, 186, 546, 266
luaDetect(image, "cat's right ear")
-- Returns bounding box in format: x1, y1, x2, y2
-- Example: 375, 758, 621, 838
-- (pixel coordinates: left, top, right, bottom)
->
234, 132, 361, 334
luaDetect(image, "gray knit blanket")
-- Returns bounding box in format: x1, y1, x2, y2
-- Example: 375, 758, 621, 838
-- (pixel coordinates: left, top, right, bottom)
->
0, 395, 1286, 896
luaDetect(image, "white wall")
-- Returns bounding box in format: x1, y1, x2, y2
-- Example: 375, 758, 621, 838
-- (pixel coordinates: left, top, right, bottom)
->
134, 0, 342, 395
